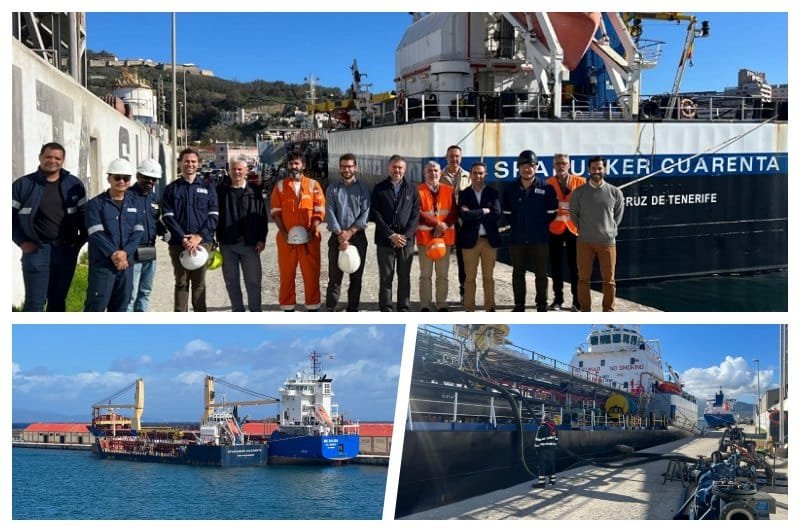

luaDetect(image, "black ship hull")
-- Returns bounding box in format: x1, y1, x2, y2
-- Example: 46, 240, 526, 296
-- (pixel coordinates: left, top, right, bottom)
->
94, 441, 269, 467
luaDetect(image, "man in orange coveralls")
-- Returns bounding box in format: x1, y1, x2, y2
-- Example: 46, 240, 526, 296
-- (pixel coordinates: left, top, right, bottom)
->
270, 153, 326, 311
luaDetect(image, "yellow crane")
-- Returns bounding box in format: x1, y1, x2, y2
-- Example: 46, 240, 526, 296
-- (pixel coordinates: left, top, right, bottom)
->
90, 378, 144, 433
201, 375, 279, 424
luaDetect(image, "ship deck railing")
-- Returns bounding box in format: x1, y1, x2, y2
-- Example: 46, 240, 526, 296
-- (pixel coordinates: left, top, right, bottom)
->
351, 89, 786, 128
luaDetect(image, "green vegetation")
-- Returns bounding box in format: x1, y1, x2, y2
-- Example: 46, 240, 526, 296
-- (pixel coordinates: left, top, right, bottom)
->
65, 253, 89, 312
87, 50, 345, 144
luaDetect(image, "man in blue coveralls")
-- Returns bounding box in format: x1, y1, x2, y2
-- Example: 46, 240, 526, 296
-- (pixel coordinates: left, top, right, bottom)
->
84, 158, 144, 311
162, 147, 219, 312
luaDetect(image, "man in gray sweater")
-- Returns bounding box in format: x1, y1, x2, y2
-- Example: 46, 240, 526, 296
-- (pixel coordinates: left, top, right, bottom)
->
569, 156, 624, 311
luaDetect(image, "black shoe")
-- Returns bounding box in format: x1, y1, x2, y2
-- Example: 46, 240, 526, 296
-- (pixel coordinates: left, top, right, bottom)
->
325, 307, 336, 312
537, 306, 548, 312
438, 307, 449, 312
345, 307, 359, 312
283, 309, 295, 312
533, 482, 546, 489
512, 306, 525, 312
421, 307, 430, 312
547, 301, 563, 311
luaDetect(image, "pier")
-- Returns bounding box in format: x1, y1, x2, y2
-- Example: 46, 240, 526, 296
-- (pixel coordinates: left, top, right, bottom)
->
399, 430, 787, 520
146, 223, 659, 312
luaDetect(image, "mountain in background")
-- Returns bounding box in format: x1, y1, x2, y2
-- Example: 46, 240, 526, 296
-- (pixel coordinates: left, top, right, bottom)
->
87, 49, 345, 143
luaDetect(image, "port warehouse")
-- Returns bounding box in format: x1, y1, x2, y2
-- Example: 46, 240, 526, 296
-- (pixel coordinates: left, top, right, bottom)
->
15, 422, 394, 456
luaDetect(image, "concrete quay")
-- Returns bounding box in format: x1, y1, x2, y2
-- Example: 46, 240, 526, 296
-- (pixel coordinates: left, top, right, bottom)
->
147, 222, 660, 312
400, 432, 788, 520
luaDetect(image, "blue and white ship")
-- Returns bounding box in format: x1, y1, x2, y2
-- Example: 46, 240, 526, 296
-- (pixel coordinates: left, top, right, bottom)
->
268, 353, 360, 465
703, 389, 737, 428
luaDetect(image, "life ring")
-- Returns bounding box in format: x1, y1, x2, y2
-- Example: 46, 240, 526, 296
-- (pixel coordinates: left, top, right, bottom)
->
679, 98, 697, 119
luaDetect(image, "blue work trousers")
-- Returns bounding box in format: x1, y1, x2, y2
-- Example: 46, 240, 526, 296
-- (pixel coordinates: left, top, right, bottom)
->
20, 242, 79, 312
84, 263, 133, 312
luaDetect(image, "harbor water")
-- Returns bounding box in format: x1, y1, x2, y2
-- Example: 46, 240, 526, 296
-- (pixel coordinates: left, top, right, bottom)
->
616, 270, 787, 312
12, 447, 387, 519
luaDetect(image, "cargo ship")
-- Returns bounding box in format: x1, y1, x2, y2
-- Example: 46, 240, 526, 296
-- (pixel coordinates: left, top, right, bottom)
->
321, 12, 787, 285
268, 352, 360, 465
396, 325, 700, 517
703, 389, 738, 428
91, 376, 277, 467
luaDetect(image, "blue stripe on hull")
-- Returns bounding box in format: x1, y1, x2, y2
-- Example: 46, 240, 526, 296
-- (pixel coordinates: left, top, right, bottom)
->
268, 432, 359, 464
704, 413, 737, 428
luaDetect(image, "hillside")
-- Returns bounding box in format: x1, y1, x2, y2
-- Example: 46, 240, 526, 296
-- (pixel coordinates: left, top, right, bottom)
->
86, 50, 345, 143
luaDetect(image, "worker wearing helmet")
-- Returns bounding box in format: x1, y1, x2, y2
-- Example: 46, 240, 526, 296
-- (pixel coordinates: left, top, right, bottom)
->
270, 152, 326, 311
12, 142, 87, 311
545, 154, 586, 312
533, 415, 559, 488
501, 150, 558, 312
324, 153, 371, 312
162, 147, 219, 312
416, 160, 457, 311
127, 158, 165, 312
216, 156, 268, 312
84, 158, 145, 311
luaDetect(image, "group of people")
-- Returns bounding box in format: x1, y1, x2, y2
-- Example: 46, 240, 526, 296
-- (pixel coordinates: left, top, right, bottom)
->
12, 142, 624, 312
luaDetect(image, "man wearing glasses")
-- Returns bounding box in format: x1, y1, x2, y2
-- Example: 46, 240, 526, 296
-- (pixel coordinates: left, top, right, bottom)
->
84, 158, 144, 311
127, 158, 165, 312
324, 153, 371, 312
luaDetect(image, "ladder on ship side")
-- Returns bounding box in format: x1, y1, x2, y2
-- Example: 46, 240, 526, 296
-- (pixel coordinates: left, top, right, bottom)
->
636, 394, 651, 420
672, 409, 704, 435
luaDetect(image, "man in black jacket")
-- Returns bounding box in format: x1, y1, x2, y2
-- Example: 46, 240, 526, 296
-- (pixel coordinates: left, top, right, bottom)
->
370, 155, 419, 311
457, 162, 501, 311
216, 157, 268, 311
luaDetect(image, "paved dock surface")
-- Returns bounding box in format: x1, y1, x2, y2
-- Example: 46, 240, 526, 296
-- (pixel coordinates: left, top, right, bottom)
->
401, 432, 787, 520
147, 223, 659, 312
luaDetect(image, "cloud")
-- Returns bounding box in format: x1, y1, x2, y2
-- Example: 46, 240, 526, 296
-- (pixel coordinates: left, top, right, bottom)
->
110, 354, 154, 373
682, 355, 774, 401
13, 368, 138, 402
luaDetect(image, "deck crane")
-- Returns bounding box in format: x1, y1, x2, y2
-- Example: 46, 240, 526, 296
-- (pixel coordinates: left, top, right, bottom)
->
201, 375, 279, 424
90, 378, 144, 434
623, 12, 710, 117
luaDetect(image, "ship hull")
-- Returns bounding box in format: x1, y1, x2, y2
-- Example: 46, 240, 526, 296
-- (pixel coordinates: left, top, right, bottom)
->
704, 413, 737, 428
268, 432, 360, 465
93, 441, 269, 467
329, 121, 787, 282
397, 421, 689, 517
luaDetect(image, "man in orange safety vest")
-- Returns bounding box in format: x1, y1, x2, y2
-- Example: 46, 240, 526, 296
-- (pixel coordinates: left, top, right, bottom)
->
545, 153, 586, 311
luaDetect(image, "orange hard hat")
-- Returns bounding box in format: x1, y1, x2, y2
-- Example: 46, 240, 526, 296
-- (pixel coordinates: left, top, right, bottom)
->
425, 238, 447, 261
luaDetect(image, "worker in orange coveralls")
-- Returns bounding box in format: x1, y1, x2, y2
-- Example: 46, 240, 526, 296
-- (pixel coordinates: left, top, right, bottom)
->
270, 152, 326, 311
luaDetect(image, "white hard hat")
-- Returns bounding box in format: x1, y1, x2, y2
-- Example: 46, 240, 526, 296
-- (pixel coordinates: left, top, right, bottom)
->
137, 158, 162, 179
287, 226, 309, 245
106, 158, 134, 176
179, 246, 209, 271
337, 245, 361, 274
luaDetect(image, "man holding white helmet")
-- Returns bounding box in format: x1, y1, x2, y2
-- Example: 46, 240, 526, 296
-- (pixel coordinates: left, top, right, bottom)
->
127, 157, 165, 312
84, 158, 144, 311
162, 147, 219, 312
216, 156, 268, 312
270, 152, 326, 311
324, 153, 370, 312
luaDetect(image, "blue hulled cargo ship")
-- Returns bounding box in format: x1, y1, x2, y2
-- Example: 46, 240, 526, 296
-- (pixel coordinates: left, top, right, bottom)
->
703, 389, 737, 428
268, 352, 360, 465
92, 376, 277, 467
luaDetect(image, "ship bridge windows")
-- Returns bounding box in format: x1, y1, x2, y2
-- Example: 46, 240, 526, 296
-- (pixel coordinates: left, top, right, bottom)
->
590, 336, 599, 346
613, 334, 622, 343
600, 335, 611, 345
578, 361, 584, 368
623, 334, 630, 344
600, 360, 606, 367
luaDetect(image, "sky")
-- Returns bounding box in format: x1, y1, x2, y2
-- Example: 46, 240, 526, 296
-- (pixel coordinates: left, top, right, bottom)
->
12, 324, 404, 423
429, 324, 783, 405
84, 11, 788, 95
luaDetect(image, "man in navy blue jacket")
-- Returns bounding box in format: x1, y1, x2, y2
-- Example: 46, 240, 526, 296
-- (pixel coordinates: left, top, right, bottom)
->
84, 158, 144, 312
12, 142, 87, 311
162, 148, 219, 311
501, 150, 558, 312
457, 162, 501, 311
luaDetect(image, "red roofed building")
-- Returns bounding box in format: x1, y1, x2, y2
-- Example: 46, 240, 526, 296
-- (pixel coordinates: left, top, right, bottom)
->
21, 423, 94, 445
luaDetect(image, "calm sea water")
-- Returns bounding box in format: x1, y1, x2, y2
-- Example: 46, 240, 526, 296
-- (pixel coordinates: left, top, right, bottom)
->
616, 271, 787, 312
12, 447, 387, 520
